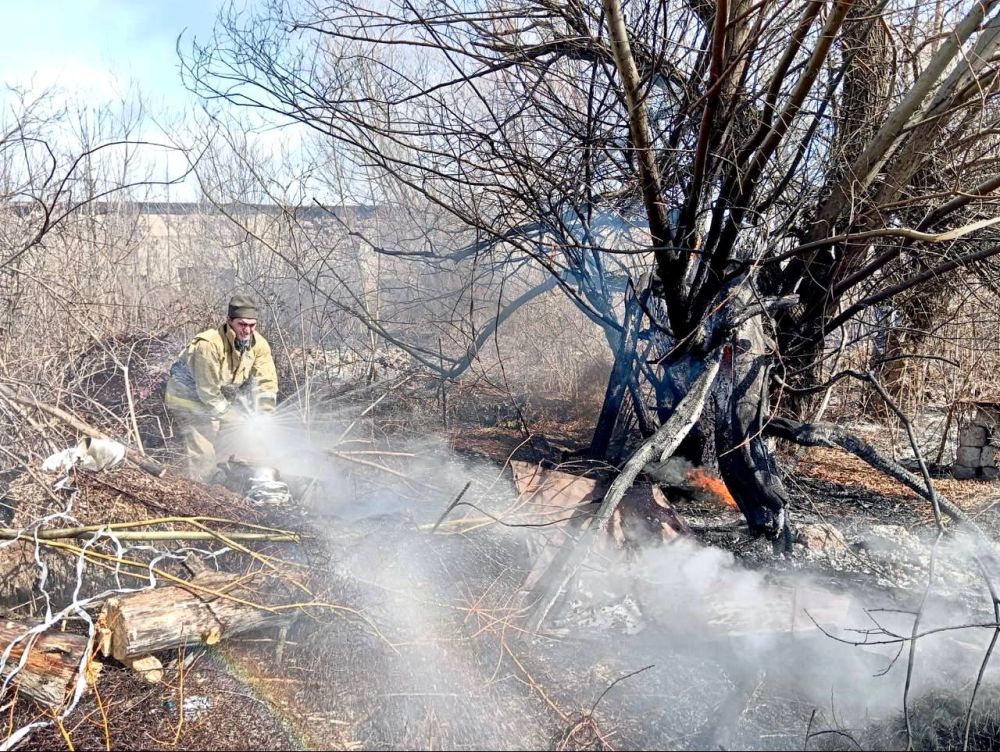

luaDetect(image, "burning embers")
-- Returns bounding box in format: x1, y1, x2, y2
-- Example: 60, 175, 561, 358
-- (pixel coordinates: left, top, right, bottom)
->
644, 457, 738, 510
686, 467, 738, 509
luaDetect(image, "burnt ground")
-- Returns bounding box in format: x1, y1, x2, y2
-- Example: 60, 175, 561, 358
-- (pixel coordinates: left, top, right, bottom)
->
10, 412, 1000, 750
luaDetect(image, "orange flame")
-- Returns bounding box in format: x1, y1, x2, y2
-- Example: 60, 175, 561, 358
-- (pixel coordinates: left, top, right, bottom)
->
686, 467, 739, 509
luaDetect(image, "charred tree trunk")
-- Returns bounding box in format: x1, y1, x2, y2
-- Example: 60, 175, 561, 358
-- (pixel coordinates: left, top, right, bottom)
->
593, 280, 795, 543
712, 319, 790, 542
656, 353, 720, 469
525, 353, 723, 632
589, 280, 653, 461
649, 282, 793, 542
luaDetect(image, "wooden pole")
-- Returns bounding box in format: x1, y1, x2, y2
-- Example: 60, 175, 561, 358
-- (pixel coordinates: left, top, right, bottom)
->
0, 528, 298, 543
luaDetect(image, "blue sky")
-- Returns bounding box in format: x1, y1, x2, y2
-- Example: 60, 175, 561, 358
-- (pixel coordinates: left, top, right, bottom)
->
0, 1, 342, 203
0, 0, 319, 201
0, 0, 227, 112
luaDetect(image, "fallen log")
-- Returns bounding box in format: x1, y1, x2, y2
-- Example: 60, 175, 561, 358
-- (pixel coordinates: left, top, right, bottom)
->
765, 418, 982, 533
98, 571, 295, 661
0, 621, 100, 707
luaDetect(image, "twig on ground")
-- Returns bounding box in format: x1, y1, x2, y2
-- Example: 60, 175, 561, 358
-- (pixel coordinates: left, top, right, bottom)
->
964, 556, 1000, 751
431, 482, 472, 533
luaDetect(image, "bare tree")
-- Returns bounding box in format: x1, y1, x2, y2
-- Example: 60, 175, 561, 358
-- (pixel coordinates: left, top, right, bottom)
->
0, 86, 200, 464
184, 0, 1000, 540
0, 87, 190, 345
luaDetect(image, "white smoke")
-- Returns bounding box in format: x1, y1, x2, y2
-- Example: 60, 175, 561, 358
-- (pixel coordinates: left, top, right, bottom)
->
215, 403, 1000, 748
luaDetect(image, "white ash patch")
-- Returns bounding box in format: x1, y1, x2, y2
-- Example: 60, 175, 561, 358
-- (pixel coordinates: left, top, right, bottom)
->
559, 594, 646, 635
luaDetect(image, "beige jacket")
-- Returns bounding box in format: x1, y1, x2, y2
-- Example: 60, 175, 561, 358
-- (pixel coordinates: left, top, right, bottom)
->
165, 323, 278, 417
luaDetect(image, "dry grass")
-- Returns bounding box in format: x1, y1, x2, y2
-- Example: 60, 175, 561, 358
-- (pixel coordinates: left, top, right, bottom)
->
794, 445, 1000, 518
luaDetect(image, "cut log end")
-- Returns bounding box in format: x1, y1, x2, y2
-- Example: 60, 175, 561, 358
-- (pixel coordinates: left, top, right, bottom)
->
0, 621, 98, 707
122, 655, 163, 684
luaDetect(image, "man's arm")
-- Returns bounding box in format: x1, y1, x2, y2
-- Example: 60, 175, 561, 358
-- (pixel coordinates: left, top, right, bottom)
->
189, 339, 230, 416
251, 339, 279, 411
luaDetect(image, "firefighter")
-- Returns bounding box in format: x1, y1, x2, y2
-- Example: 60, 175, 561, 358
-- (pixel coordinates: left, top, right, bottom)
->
165, 294, 278, 481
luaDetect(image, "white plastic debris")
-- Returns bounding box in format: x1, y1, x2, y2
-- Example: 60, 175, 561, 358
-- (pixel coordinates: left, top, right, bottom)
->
181, 695, 212, 719
41, 437, 127, 474
244, 478, 292, 507
41, 448, 82, 474
78, 437, 127, 471
238, 465, 292, 507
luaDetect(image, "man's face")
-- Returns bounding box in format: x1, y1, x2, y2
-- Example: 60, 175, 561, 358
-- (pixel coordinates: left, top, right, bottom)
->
228, 317, 257, 342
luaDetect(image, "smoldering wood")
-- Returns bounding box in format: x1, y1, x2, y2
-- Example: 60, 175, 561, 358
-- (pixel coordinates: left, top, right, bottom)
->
523, 357, 720, 632
642, 453, 743, 509
644, 291, 794, 541
609, 485, 689, 545
98, 571, 296, 661
431, 481, 472, 532
515, 482, 687, 634
0, 621, 100, 707
510, 461, 688, 595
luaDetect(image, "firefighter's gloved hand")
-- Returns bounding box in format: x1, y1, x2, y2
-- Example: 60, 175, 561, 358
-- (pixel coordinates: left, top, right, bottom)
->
258, 395, 277, 413
216, 408, 244, 428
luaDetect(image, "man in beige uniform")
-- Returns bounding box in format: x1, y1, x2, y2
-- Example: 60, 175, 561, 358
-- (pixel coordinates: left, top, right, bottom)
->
165, 294, 278, 481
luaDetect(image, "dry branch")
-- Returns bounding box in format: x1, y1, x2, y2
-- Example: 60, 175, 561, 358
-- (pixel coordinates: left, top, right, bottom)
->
0, 383, 165, 477
0, 528, 297, 543
598, 350, 723, 534
767, 418, 990, 539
